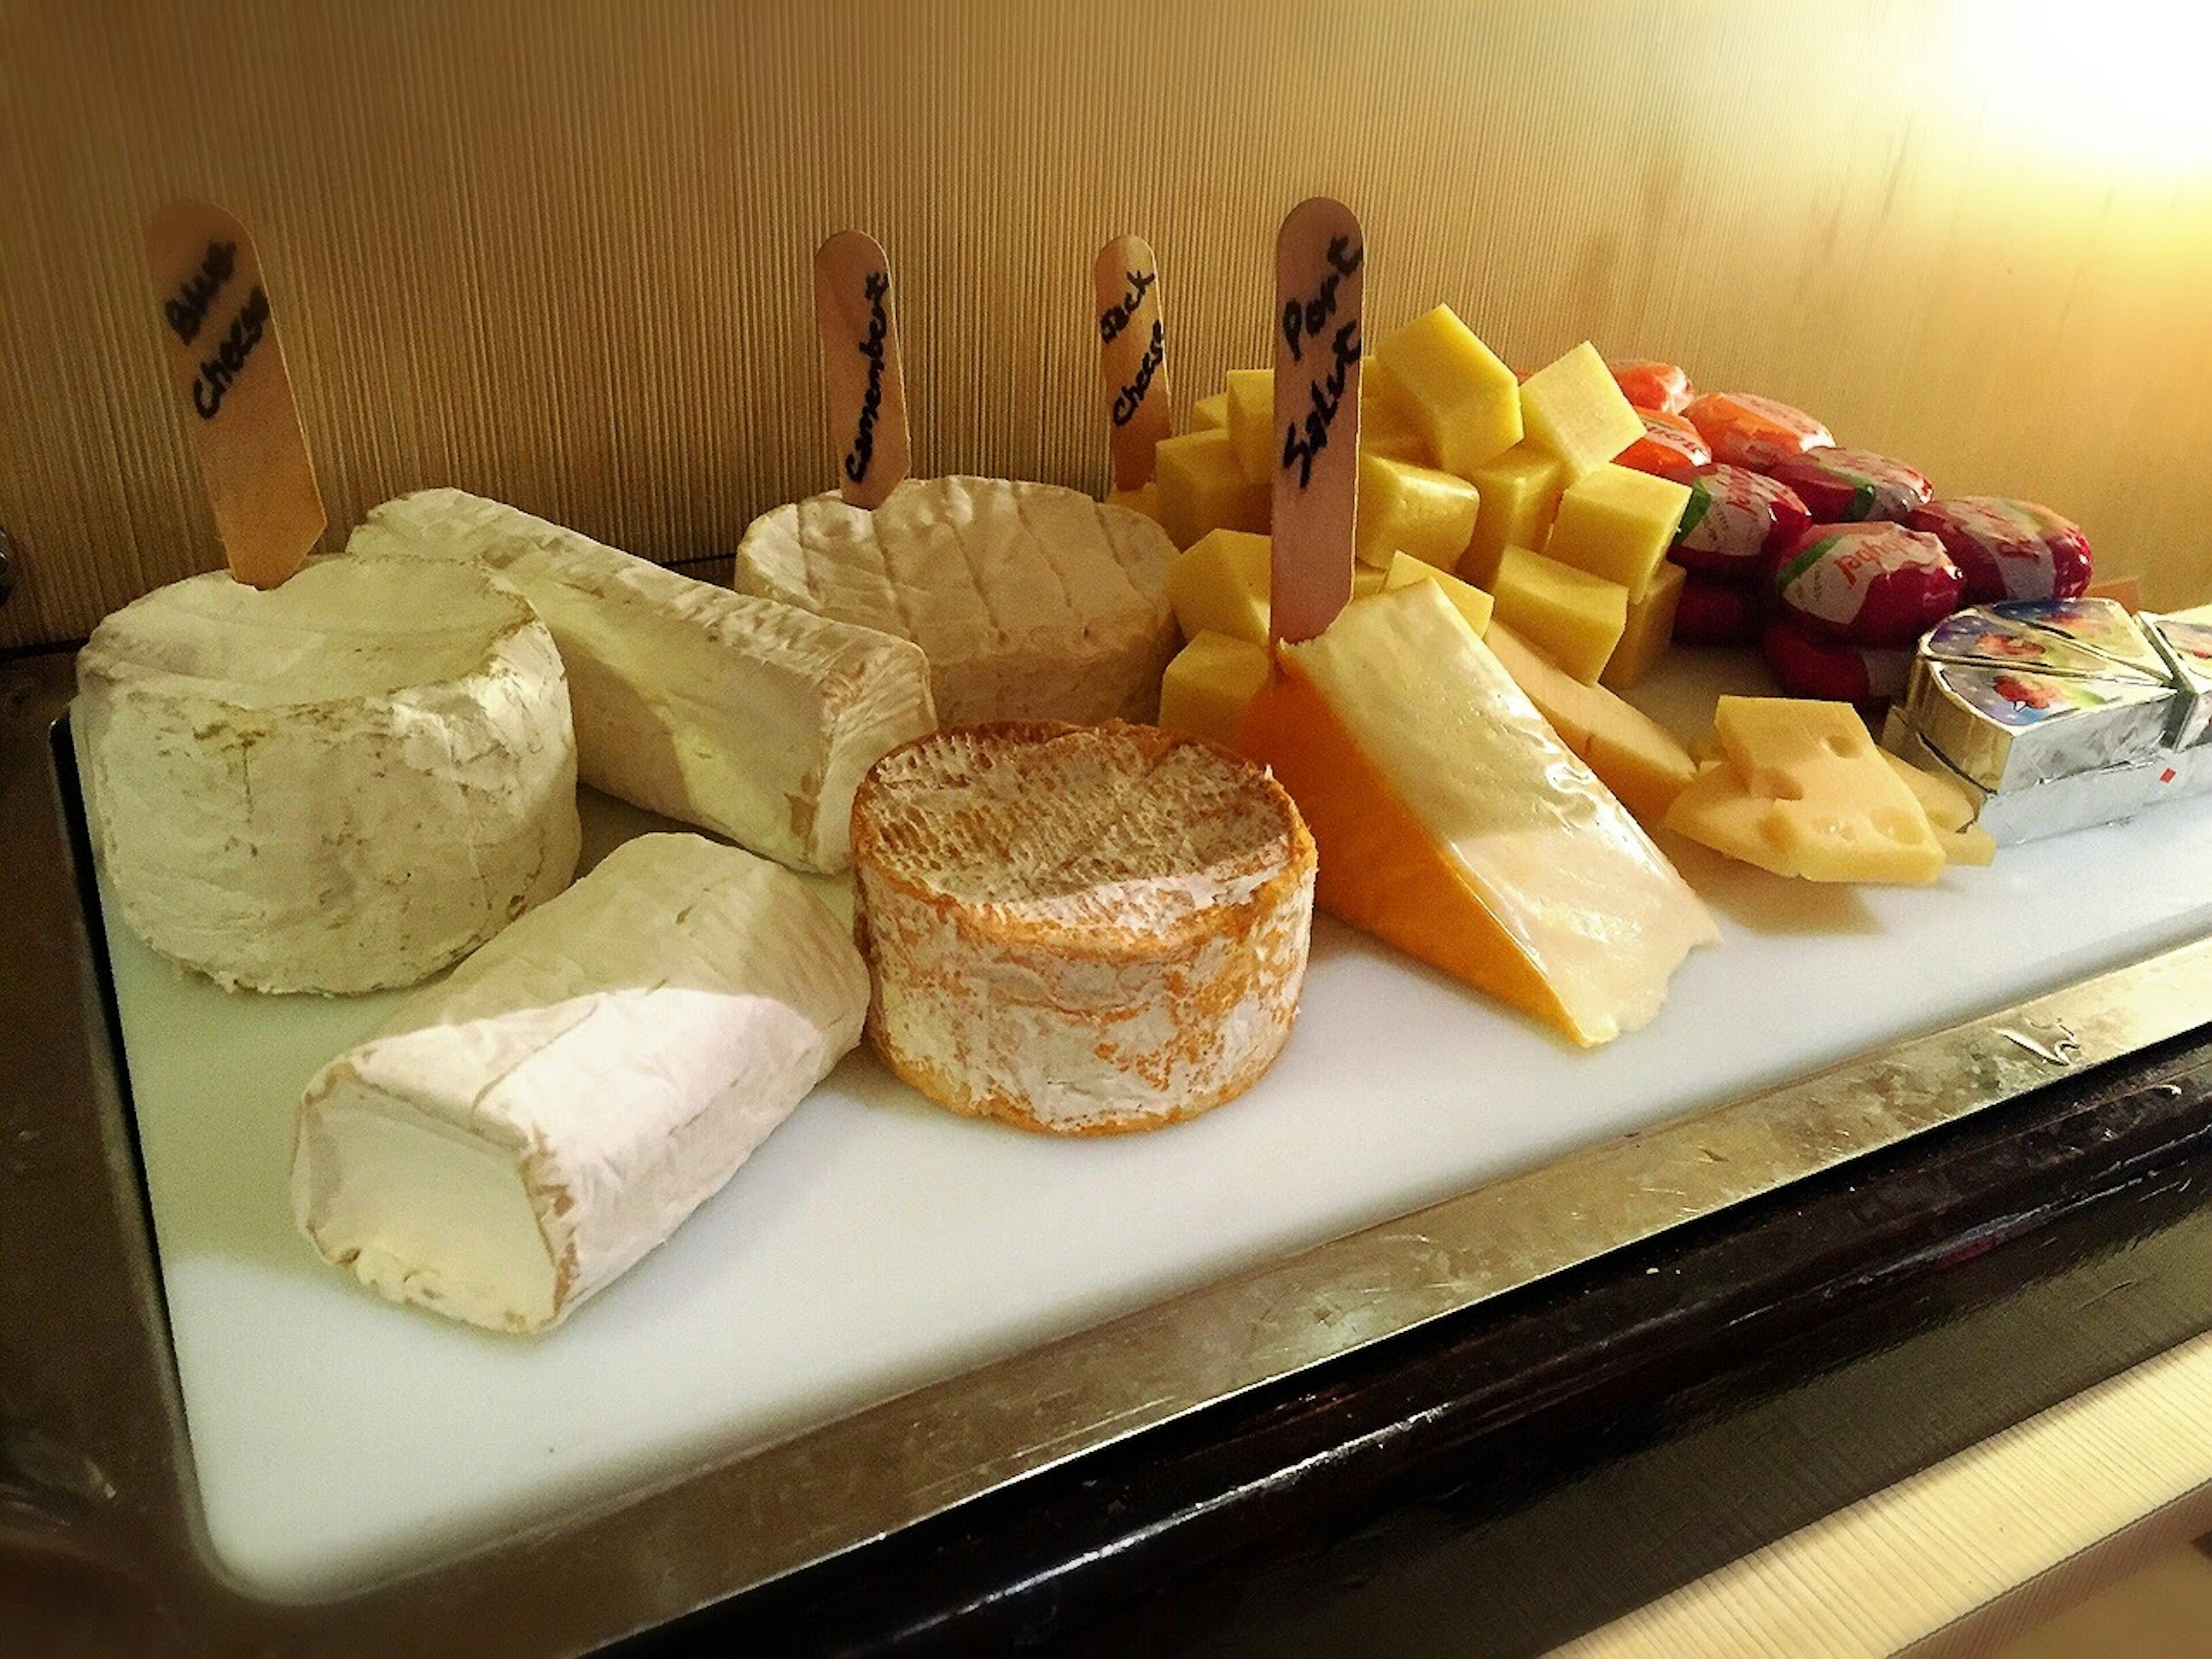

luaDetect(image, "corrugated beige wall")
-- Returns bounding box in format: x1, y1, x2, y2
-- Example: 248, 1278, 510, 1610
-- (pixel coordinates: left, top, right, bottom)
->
6, 0, 2211, 648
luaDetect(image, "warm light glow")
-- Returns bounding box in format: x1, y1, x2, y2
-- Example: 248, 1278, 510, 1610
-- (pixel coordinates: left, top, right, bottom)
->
1956, 0, 2212, 175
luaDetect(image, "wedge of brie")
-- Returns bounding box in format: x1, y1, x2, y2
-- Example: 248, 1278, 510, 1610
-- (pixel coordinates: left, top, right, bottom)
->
351, 489, 936, 873
292, 834, 869, 1333
75, 553, 579, 995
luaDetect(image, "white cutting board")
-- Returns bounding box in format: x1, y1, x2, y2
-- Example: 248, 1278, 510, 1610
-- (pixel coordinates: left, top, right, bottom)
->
88, 654, 2212, 1600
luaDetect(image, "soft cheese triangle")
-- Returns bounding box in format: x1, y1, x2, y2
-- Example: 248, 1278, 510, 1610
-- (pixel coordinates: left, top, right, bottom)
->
734, 476, 1179, 726
293, 834, 869, 1334
352, 489, 935, 873
852, 721, 1316, 1134
1235, 581, 1717, 1047
76, 554, 579, 994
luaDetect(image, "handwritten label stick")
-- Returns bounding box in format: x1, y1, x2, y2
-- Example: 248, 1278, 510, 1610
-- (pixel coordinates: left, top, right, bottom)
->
1270, 198, 1365, 645
1092, 235, 1172, 493
814, 231, 912, 510
144, 199, 325, 589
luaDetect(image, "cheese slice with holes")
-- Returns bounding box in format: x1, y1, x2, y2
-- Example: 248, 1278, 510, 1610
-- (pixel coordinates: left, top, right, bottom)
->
1235, 583, 1715, 1047
293, 834, 868, 1334
734, 476, 1179, 726
76, 553, 579, 994
353, 488, 934, 873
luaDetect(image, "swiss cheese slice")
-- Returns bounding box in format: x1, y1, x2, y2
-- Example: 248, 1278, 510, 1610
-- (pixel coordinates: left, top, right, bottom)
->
1236, 582, 1717, 1047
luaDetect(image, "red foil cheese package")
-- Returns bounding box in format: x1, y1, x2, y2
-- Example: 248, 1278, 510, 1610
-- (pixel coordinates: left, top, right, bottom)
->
1903, 497, 2094, 604
1616, 410, 1711, 484
1609, 359, 1693, 415
1670, 464, 1811, 579
1770, 522, 1963, 646
1763, 619, 1911, 703
1683, 392, 1834, 470
1766, 446, 1933, 524
1673, 574, 1764, 645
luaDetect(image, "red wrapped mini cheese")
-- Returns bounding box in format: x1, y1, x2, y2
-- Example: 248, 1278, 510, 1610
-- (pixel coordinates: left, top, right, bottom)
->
1903, 497, 2094, 605
1769, 522, 1963, 646
1669, 464, 1811, 579
1683, 392, 1834, 470
1673, 574, 1764, 645
1762, 620, 1911, 703
1615, 410, 1711, 484
1765, 446, 1933, 524
1609, 359, 1693, 415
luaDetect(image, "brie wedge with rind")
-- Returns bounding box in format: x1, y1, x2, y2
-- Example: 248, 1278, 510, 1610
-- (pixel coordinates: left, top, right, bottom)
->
75, 553, 579, 995
353, 488, 936, 873
293, 834, 869, 1334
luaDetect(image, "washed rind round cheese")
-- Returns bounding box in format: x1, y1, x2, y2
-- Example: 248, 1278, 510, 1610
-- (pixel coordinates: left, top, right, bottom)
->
734, 476, 1179, 726
851, 721, 1316, 1135
76, 554, 580, 994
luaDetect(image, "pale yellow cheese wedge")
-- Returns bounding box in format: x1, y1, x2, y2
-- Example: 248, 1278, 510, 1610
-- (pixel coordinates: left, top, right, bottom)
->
1600, 559, 1686, 692
1463, 441, 1566, 588
1356, 452, 1480, 570
1360, 359, 1431, 464
1156, 429, 1269, 550
1547, 463, 1692, 599
1382, 551, 1492, 636
1104, 482, 1161, 524
1490, 546, 1629, 683
1936, 824, 1998, 866
1373, 305, 1522, 479
1225, 369, 1275, 485
1165, 529, 1272, 647
1519, 341, 1646, 481
1233, 582, 1716, 1047
1160, 630, 1273, 747
1484, 621, 1695, 823
1191, 393, 1229, 433
1876, 748, 1976, 833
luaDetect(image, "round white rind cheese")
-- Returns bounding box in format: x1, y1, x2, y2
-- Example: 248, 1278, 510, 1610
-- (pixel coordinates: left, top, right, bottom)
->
733, 476, 1179, 726
76, 554, 580, 995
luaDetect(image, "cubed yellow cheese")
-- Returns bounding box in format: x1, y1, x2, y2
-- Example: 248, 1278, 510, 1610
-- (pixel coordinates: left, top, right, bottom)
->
1382, 550, 1492, 637
1518, 341, 1646, 480
1463, 441, 1566, 588
1373, 304, 1522, 479
1359, 359, 1431, 465
1489, 546, 1628, 683
1876, 748, 1976, 834
1484, 621, 1695, 822
1160, 630, 1273, 747
1665, 698, 1946, 884
1155, 429, 1270, 550
1599, 559, 1685, 691
1191, 392, 1229, 433
1225, 368, 1275, 485
1165, 529, 1272, 647
1546, 464, 1692, 599
1104, 482, 1160, 524
1355, 452, 1480, 571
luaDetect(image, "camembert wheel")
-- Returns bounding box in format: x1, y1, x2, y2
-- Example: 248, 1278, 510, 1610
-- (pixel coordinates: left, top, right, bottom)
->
851, 721, 1317, 1135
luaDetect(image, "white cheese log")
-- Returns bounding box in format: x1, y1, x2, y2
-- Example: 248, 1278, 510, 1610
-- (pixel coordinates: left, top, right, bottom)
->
351, 489, 935, 873
75, 554, 579, 995
292, 833, 869, 1334
734, 476, 1180, 726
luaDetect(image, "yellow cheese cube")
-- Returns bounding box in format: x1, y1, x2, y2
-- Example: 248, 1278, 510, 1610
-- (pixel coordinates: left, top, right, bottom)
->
1355, 452, 1480, 571
1104, 482, 1160, 524
1165, 529, 1272, 648
1352, 564, 1389, 600
1488, 546, 1628, 683
1359, 359, 1431, 465
1462, 442, 1566, 588
1484, 622, 1694, 821
1155, 429, 1270, 550
1519, 340, 1646, 480
1599, 559, 1685, 691
1382, 551, 1491, 637
1225, 368, 1275, 485
1373, 304, 1522, 479
1191, 392, 1229, 433
1160, 630, 1274, 748
1546, 464, 1692, 599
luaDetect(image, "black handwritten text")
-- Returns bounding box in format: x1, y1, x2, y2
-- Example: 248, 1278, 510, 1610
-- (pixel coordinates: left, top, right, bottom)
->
843, 271, 892, 486
1111, 319, 1166, 427
1097, 266, 1157, 344
190, 286, 271, 421
164, 240, 236, 346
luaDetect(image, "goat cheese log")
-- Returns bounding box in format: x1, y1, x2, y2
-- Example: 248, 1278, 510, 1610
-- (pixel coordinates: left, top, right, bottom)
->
851, 722, 1316, 1134
352, 489, 936, 873
734, 476, 1179, 725
75, 554, 579, 994
292, 834, 869, 1333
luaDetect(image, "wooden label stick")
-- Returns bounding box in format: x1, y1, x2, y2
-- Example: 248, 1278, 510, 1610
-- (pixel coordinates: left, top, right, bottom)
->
814, 230, 912, 509
1092, 235, 1172, 492
1270, 198, 1364, 645
145, 199, 325, 588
